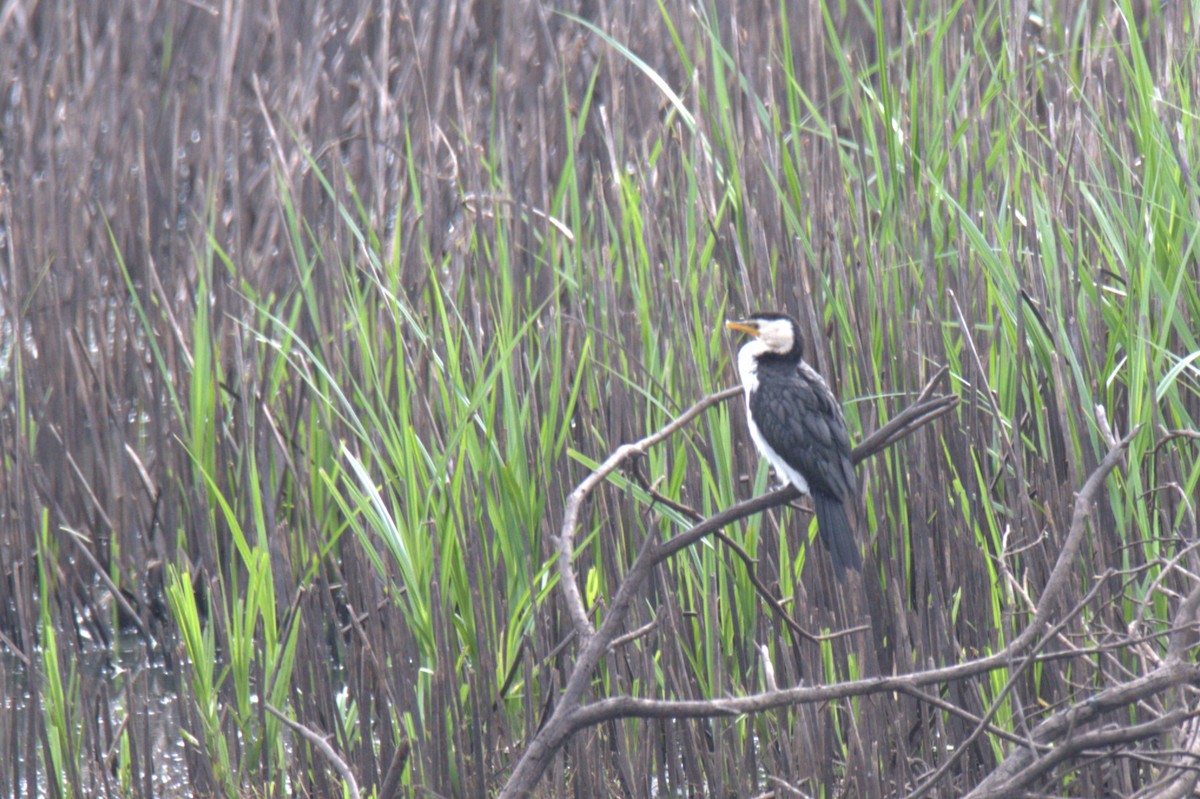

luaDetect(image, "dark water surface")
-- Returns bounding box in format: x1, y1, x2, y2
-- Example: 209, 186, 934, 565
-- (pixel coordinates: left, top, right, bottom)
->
2, 632, 190, 797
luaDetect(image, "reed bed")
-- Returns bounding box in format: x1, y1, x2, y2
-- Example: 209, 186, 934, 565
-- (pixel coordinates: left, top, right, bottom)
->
1, 1, 1197, 796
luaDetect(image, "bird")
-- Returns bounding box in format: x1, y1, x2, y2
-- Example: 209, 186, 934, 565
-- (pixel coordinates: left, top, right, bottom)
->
726, 312, 862, 579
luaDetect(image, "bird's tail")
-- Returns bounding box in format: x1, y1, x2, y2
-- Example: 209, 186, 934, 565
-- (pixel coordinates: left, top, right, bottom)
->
813, 492, 862, 581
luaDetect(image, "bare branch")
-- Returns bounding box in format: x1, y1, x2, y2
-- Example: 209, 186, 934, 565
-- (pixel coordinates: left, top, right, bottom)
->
553, 386, 742, 640
266, 703, 361, 799
966, 658, 1200, 798
502, 377, 1155, 799
500, 377, 958, 797
1131, 716, 1200, 799
567, 651, 1052, 729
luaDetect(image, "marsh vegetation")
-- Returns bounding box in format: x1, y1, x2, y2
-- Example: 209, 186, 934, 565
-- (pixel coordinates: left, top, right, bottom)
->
1, 1, 1198, 796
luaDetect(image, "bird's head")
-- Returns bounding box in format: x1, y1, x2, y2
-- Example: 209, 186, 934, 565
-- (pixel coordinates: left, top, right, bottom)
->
725, 312, 804, 360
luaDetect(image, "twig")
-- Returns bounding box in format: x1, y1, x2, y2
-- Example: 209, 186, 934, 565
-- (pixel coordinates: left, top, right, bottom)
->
1130, 716, 1200, 799
554, 385, 742, 640
908, 562, 1117, 799
965, 577, 1200, 798
631, 462, 858, 645
265, 703, 360, 799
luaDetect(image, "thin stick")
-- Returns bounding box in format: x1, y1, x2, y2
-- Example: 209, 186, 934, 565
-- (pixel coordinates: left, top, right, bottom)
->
265, 703, 361, 799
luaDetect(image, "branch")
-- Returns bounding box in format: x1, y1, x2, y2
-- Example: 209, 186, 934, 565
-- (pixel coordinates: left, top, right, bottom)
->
966, 577, 1200, 798
499, 372, 957, 797
553, 386, 742, 640
567, 649, 1052, 729
266, 703, 360, 799
503, 367, 1165, 799
965, 660, 1200, 798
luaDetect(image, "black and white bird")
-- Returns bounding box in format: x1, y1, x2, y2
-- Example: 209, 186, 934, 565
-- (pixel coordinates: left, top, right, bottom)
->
726, 312, 862, 579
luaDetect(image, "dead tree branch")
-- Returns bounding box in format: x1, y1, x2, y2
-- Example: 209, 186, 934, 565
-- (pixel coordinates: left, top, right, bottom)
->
499, 374, 1184, 799
499, 371, 957, 797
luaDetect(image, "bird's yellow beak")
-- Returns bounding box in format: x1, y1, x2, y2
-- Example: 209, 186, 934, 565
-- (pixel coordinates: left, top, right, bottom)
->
725, 320, 760, 337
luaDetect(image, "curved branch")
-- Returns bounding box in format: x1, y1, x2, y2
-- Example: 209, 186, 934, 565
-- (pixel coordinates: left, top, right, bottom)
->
966, 576, 1200, 798
266, 704, 360, 799
500, 374, 957, 798
553, 386, 742, 640
504, 376, 1150, 799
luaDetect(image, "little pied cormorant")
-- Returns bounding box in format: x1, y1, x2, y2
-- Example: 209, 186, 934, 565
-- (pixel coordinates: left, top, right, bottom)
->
726, 312, 862, 579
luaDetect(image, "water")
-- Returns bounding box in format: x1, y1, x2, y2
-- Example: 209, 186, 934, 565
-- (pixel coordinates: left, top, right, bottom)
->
0, 630, 191, 797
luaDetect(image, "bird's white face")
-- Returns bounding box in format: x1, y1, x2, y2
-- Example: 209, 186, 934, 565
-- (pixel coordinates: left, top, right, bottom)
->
753, 317, 796, 354
726, 316, 796, 355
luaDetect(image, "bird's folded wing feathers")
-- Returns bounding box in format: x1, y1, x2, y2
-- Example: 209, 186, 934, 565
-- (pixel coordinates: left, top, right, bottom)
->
748, 371, 856, 500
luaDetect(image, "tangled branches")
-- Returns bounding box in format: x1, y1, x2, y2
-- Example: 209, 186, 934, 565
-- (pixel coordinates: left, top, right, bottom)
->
499, 370, 1200, 797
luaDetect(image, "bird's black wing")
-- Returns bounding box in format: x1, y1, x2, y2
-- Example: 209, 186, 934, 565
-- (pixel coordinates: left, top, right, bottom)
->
748, 362, 856, 502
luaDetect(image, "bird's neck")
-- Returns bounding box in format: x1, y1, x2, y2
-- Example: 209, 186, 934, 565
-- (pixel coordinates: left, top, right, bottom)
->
757, 349, 803, 366
736, 341, 766, 393
739, 339, 801, 390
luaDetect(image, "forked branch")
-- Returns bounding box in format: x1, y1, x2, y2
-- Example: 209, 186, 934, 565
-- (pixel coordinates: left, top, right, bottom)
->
499, 369, 958, 797
500, 373, 1189, 799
